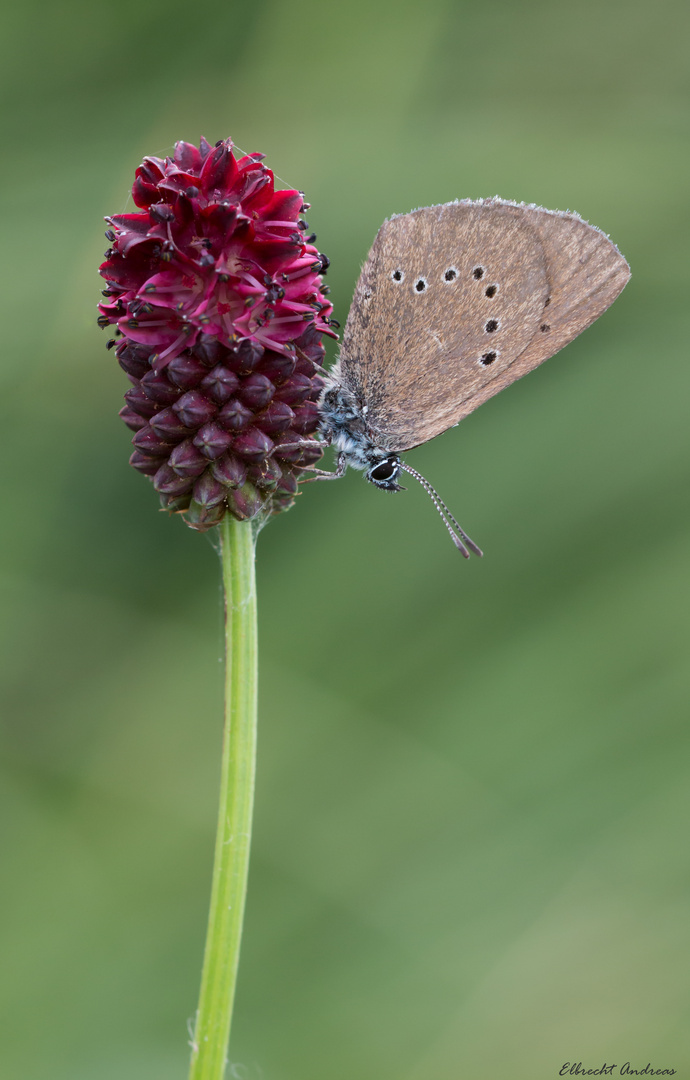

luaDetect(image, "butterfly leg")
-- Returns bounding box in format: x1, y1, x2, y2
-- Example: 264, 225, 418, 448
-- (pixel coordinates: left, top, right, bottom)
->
269, 438, 329, 461
300, 452, 347, 482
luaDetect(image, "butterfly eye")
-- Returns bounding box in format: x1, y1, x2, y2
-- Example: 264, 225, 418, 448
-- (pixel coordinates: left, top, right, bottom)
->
414, 278, 428, 293
484, 284, 499, 297
484, 318, 500, 333
479, 351, 498, 366
370, 459, 398, 482
443, 267, 458, 282
391, 269, 404, 283
472, 265, 485, 280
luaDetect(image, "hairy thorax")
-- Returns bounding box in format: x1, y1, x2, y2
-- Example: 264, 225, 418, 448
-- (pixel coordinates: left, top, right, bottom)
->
318, 375, 389, 472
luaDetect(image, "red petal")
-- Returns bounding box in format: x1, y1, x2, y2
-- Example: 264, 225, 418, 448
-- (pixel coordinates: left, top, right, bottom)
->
260, 189, 302, 223
199, 141, 239, 198
173, 141, 203, 172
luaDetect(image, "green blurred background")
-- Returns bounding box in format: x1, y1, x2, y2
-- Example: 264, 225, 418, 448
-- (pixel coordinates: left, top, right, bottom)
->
1, 0, 688, 1077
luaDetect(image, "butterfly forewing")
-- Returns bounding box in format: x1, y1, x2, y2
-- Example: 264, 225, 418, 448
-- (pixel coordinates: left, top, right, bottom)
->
338, 199, 630, 452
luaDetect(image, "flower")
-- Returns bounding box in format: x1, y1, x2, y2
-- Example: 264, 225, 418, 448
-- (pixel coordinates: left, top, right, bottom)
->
99, 137, 336, 530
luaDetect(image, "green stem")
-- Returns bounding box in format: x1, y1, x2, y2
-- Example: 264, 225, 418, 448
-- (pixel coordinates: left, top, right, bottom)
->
189, 516, 258, 1080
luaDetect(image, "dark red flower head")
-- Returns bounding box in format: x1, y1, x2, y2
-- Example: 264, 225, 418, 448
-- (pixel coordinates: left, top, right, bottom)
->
99, 138, 336, 530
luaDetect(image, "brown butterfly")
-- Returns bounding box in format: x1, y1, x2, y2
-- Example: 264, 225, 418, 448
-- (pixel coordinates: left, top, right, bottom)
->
311, 198, 630, 556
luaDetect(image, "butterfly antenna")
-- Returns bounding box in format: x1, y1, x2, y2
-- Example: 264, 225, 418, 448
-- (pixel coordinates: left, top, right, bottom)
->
425, 481, 484, 558
398, 462, 483, 558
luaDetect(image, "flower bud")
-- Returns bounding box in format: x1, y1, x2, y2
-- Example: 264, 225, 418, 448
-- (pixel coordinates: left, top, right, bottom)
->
247, 458, 283, 492
140, 369, 180, 406
200, 366, 240, 403
160, 491, 192, 513
274, 374, 313, 406
133, 425, 175, 456
153, 464, 195, 496
239, 373, 274, 410
117, 342, 151, 379
119, 406, 147, 432
193, 422, 234, 460
290, 400, 320, 434
130, 450, 165, 476
193, 470, 228, 507
232, 427, 274, 463
274, 470, 298, 496
172, 391, 217, 428
169, 439, 208, 478
167, 353, 209, 389
218, 399, 254, 432
150, 408, 192, 440
184, 499, 226, 529
234, 340, 264, 375
193, 335, 231, 368
257, 400, 295, 434
259, 354, 296, 385
226, 482, 265, 521
210, 453, 248, 489
124, 385, 158, 419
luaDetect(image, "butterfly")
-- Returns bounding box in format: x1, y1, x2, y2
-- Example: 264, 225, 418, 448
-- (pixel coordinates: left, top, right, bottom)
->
308, 197, 630, 557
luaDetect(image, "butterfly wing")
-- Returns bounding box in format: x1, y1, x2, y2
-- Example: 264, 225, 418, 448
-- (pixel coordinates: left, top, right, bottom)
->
337, 199, 630, 452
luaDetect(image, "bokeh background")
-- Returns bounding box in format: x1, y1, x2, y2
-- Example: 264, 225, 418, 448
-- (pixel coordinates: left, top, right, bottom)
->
2, 0, 689, 1077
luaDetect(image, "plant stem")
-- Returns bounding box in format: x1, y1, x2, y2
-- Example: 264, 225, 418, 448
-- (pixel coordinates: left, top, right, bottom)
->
189, 516, 258, 1080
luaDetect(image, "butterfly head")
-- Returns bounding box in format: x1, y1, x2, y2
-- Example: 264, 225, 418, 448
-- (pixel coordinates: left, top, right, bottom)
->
366, 455, 403, 491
